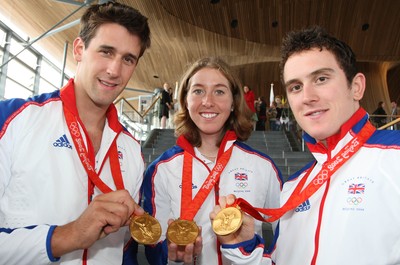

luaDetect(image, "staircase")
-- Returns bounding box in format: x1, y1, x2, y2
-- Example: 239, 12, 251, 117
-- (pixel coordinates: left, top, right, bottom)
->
141, 128, 176, 165
243, 130, 313, 247
141, 129, 313, 181
245, 130, 313, 181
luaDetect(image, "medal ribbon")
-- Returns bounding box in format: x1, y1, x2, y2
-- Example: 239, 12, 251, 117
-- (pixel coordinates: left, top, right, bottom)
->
230, 122, 375, 223
181, 146, 234, 220
63, 105, 125, 197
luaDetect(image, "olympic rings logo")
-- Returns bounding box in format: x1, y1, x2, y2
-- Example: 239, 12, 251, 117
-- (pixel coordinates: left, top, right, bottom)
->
347, 197, 363, 205
313, 169, 329, 185
69, 122, 81, 137
235, 182, 248, 189
214, 164, 224, 171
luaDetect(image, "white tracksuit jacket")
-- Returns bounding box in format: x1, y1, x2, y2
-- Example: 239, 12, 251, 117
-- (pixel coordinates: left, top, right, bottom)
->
141, 130, 283, 265
0, 79, 144, 265
221, 108, 400, 265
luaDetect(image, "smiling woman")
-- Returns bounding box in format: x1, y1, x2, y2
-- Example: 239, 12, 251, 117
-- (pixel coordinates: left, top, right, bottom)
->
185, 67, 234, 142
141, 56, 283, 265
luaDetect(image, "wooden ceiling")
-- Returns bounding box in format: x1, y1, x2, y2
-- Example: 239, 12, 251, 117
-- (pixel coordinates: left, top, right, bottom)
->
1, 0, 400, 108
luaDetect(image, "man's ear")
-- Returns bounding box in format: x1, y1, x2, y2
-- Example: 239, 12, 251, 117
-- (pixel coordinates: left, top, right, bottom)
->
351, 73, 366, 101
73, 37, 84, 62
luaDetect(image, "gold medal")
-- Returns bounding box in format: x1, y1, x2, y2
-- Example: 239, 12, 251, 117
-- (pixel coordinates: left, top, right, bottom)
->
166, 219, 199, 246
212, 206, 243, 236
129, 213, 162, 245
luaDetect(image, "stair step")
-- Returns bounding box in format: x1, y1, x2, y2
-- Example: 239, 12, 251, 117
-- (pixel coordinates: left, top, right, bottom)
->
143, 129, 313, 181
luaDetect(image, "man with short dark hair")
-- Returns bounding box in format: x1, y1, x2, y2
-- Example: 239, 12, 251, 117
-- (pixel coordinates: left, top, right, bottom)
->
0, 2, 150, 264
211, 26, 400, 265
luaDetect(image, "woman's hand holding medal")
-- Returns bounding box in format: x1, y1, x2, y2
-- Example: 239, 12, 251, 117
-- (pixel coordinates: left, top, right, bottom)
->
210, 194, 255, 245
167, 218, 203, 264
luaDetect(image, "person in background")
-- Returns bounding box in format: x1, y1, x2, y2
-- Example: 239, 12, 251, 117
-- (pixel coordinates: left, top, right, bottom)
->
267, 101, 279, 131
0, 2, 150, 264
255, 96, 267, 131
167, 86, 176, 128
243, 85, 258, 130
141, 57, 282, 265
390, 100, 399, 130
273, 95, 284, 130
371, 101, 387, 128
254, 96, 261, 119
159, 82, 173, 129
211, 26, 400, 265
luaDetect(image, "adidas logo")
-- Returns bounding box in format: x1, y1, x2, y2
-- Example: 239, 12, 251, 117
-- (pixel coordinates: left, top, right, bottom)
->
53, 134, 72, 149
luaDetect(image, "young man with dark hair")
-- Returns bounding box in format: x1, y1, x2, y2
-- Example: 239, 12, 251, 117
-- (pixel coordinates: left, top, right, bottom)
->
0, 2, 150, 264
211, 26, 400, 265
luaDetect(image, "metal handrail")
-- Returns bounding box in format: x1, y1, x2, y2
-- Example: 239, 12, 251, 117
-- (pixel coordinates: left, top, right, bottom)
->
377, 117, 400, 130
113, 95, 162, 141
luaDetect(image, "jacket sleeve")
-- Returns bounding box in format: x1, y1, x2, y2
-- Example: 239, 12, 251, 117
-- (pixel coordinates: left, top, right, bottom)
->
0, 100, 58, 264
0, 224, 59, 264
141, 160, 171, 265
145, 240, 168, 265
220, 234, 273, 265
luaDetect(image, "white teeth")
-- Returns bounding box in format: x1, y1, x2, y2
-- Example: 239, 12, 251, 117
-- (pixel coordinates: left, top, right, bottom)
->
100, 80, 116, 87
201, 113, 217, 118
309, 111, 323, 116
